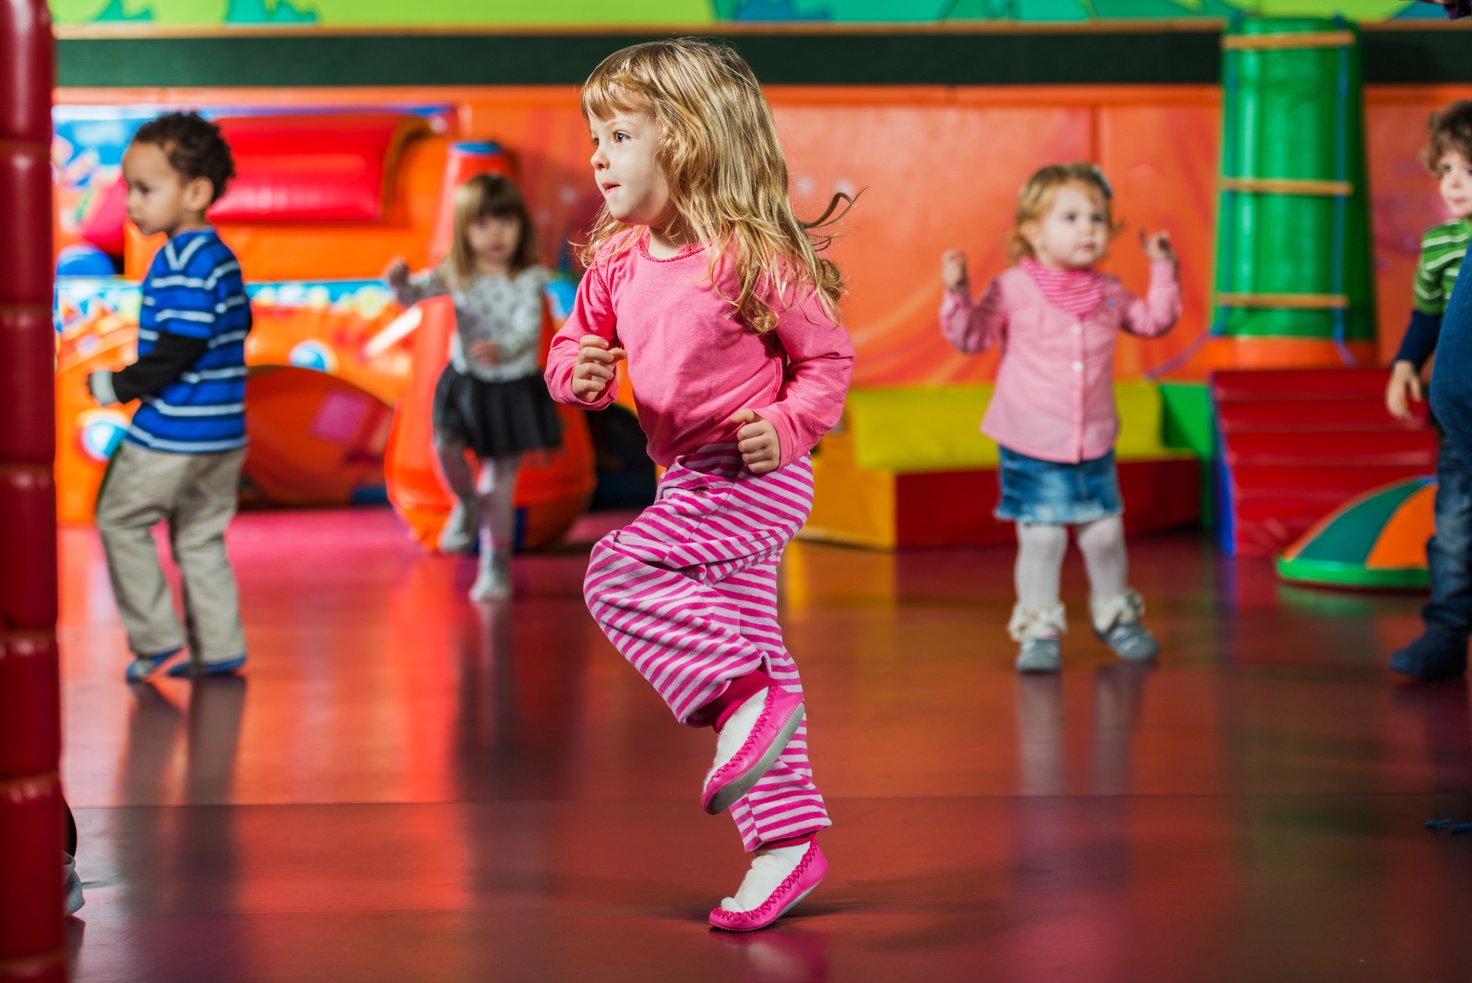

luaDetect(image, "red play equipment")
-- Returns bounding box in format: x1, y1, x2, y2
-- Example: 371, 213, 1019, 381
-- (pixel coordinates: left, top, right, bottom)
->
0, 2, 65, 979
1212, 369, 1437, 557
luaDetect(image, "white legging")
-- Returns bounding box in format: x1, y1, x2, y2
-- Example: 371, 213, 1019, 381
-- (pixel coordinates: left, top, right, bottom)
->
1015, 515, 1129, 611
435, 433, 521, 561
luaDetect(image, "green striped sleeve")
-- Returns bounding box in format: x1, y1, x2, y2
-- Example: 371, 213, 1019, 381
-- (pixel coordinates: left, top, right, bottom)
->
1414, 220, 1470, 317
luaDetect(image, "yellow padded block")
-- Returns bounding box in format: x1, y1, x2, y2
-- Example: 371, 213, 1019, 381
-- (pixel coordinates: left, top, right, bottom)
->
842, 381, 1173, 473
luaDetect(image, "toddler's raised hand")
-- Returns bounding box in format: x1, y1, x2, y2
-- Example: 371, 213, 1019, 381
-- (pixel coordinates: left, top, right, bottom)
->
941, 249, 969, 291
1140, 230, 1175, 263
572, 334, 626, 403
729, 409, 781, 474
1385, 360, 1423, 421
383, 257, 410, 288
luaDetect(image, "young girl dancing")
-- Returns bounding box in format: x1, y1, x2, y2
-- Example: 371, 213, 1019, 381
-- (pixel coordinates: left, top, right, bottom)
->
385, 173, 562, 602
545, 38, 854, 931
940, 163, 1180, 674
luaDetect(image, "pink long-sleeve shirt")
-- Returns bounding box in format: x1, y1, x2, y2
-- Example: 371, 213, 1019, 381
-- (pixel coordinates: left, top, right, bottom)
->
546, 232, 855, 470
939, 261, 1180, 464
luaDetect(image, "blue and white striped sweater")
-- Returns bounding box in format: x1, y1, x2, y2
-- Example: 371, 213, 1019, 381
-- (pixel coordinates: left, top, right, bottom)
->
127, 229, 252, 454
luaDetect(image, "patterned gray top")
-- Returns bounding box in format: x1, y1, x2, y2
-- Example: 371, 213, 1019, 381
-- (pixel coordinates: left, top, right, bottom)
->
391, 265, 549, 383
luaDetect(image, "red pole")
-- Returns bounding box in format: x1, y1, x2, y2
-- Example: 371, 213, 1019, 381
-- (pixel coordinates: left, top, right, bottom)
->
0, 2, 63, 981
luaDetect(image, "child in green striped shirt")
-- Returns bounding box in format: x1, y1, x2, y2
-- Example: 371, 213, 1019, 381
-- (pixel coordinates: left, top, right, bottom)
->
1386, 100, 1472, 681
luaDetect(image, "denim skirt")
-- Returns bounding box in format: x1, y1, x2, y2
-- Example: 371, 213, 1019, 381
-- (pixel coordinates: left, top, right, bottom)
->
995, 446, 1123, 525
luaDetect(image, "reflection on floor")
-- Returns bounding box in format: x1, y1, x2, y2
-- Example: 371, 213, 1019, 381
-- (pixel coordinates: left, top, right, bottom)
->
60, 507, 1472, 982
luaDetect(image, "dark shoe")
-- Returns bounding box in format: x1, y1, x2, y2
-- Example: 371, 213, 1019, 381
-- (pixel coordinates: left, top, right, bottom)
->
1390, 630, 1468, 682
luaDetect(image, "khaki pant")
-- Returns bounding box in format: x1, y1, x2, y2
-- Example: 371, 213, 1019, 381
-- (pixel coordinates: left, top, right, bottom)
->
96, 442, 247, 664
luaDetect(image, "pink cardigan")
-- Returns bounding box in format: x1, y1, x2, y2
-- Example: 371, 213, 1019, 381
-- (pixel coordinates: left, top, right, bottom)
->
939, 262, 1180, 463
546, 234, 855, 470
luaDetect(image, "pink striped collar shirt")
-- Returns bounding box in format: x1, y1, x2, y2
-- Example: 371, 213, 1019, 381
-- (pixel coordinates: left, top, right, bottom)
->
939, 261, 1180, 463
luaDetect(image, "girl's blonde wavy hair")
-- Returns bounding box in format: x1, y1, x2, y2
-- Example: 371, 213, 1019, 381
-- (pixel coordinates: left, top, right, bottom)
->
579, 38, 851, 334
1010, 162, 1123, 263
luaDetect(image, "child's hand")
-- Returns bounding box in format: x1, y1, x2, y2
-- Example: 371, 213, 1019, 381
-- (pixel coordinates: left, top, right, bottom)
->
729, 409, 780, 474
469, 340, 502, 365
1385, 360, 1423, 421
941, 249, 969, 291
85, 369, 116, 406
572, 335, 626, 403
1140, 230, 1175, 263
383, 257, 410, 288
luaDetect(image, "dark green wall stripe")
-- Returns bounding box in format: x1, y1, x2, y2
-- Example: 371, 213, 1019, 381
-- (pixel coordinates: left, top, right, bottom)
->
54, 28, 1472, 89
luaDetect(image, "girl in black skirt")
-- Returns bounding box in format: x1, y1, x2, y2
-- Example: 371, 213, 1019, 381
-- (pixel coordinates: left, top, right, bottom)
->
385, 173, 562, 601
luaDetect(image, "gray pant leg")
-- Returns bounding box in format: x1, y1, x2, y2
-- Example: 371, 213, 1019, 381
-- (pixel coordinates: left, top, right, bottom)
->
95, 443, 191, 656
169, 449, 247, 664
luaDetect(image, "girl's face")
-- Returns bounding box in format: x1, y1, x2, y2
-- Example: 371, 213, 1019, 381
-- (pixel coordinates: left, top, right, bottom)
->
466, 212, 522, 271
1436, 150, 1472, 220
588, 106, 674, 231
1023, 182, 1110, 270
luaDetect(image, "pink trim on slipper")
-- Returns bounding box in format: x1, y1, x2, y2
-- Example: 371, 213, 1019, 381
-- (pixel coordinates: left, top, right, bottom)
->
700, 686, 804, 815
708, 842, 827, 932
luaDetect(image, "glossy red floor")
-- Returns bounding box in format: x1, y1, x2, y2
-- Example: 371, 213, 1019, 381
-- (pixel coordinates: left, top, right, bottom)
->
59, 507, 1472, 982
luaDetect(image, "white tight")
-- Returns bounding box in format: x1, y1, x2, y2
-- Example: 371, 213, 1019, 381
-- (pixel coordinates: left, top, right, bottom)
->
1075, 515, 1128, 599
1014, 515, 1129, 609
435, 432, 522, 560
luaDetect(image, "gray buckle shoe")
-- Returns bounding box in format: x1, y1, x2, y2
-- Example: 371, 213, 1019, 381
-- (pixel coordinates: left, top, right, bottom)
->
1095, 622, 1158, 661
1091, 588, 1159, 662
1016, 636, 1062, 674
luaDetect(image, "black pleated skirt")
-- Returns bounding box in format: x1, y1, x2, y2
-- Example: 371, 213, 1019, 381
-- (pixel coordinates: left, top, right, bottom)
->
431, 367, 562, 459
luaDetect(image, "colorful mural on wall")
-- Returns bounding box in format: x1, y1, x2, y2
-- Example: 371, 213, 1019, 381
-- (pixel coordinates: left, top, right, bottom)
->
48, 0, 1447, 27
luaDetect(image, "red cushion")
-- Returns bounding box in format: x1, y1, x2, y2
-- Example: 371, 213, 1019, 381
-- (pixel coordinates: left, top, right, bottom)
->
209, 114, 429, 223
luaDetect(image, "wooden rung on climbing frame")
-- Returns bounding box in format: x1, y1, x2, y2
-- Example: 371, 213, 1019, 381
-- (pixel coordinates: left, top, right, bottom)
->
1220, 178, 1353, 197
1217, 293, 1350, 310
1222, 31, 1356, 51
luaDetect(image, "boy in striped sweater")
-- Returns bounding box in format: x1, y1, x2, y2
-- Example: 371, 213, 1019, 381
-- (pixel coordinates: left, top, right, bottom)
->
1385, 100, 1472, 681
88, 112, 252, 682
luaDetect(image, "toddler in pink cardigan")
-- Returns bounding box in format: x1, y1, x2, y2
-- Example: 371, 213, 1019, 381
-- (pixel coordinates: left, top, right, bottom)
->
939, 162, 1180, 673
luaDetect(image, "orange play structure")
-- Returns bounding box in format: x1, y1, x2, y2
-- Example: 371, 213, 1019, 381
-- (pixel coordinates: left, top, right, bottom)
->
55, 113, 596, 549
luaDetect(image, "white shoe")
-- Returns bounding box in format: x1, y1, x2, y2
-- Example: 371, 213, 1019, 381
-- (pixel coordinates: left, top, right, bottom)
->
469, 561, 511, 602
64, 853, 84, 914
439, 499, 479, 553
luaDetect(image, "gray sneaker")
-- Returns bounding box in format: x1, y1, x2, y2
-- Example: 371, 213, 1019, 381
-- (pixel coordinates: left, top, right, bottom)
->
439, 499, 479, 553
1016, 637, 1061, 674
1096, 622, 1159, 661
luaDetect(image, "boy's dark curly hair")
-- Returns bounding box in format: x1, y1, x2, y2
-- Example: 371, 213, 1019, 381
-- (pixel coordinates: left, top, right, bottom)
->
131, 111, 236, 203
1425, 100, 1472, 173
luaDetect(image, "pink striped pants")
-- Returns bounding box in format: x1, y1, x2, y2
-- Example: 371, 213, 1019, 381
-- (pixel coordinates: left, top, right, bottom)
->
583, 444, 831, 851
